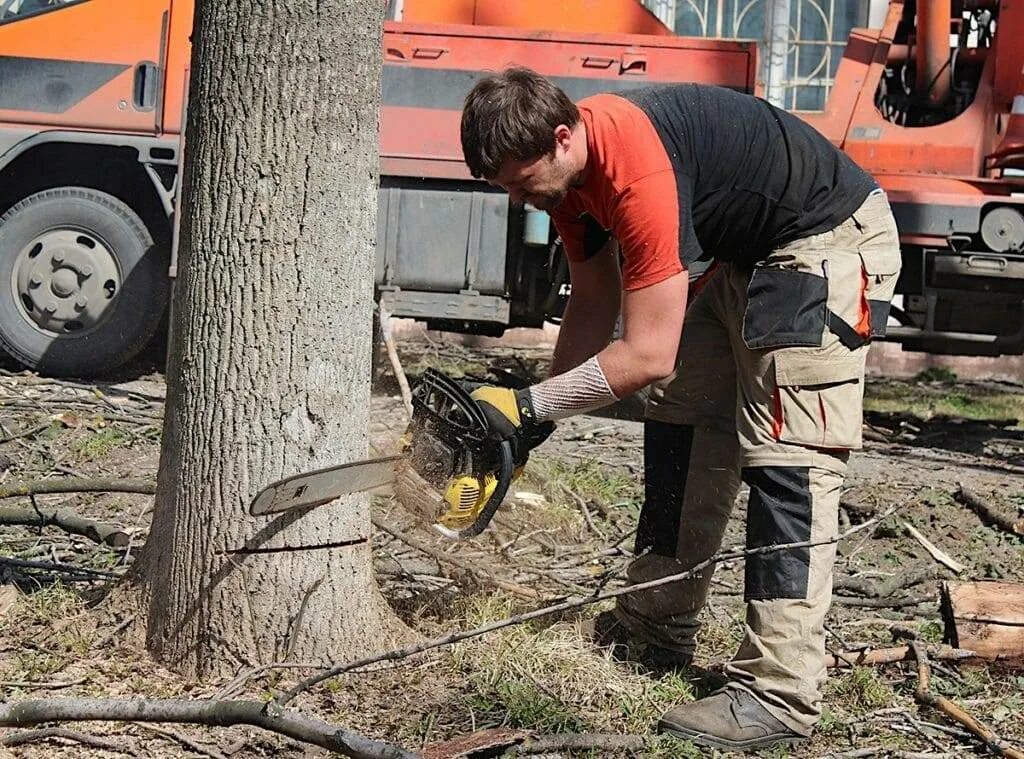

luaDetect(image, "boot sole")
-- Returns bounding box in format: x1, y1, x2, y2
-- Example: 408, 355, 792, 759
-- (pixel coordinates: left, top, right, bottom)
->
659, 721, 808, 752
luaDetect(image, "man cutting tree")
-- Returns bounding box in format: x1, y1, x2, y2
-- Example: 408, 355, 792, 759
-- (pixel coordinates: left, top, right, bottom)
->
461, 68, 900, 752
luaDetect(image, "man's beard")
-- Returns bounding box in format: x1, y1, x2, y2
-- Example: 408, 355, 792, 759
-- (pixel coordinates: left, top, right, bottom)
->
528, 189, 566, 211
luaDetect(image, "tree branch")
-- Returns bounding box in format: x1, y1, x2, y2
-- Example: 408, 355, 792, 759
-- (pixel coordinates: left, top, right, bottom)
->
955, 485, 1024, 537
910, 641, 1024, 759
275, 504, 900, 707
0, 478, 156, 499
0, 698, 415, 759
1, 726, 131, 753
0, 504, 129, 546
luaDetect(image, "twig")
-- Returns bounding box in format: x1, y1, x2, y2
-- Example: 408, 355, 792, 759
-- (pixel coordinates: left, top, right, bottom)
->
833, 594, 935, 609
0, 504, 130, 546
955, 485, 1024, 537
903, 522, 965, 574
0, 698, 415, 759
1, 726, 132, 753
0, 556, 122, 579
0, 423, 50, 445
0, 477, 156, 499
379, 306, 413, 419
91, 616, 135, 650
134, 722, 228, 759
910, 640, 1024, 759
276, 504, 900, 706
0, 677, 87, 689
372, 517, 542, 599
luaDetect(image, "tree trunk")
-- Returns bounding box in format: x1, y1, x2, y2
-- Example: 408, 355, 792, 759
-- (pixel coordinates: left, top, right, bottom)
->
134, 0, 409, 677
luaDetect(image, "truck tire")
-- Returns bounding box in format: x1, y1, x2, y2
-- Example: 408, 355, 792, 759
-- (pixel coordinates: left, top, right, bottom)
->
0, 187, 169, 377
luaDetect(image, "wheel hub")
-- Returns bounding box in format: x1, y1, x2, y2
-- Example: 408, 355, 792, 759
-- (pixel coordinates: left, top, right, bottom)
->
13, 229, 121, 335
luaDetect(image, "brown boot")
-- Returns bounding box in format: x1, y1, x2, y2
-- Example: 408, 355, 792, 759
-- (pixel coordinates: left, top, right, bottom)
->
659, 688, 808, 752
582, 611, 693, 670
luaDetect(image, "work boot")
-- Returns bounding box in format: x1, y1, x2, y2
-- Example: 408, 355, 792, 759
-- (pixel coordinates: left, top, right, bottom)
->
659, 688, 808, 752
582, 610, 694, 670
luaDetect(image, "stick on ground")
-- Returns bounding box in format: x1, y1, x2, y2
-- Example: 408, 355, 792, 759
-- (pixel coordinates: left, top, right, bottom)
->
0, 504, 129, 546
1, 726, 131, 753
0, 698, 415, 759
0, 477, 156, 500
910, 640, 1024, 759
955, 485, 1024, 537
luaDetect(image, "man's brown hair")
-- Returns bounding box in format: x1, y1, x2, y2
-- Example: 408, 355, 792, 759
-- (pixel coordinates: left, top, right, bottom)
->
461, 68, 580, 179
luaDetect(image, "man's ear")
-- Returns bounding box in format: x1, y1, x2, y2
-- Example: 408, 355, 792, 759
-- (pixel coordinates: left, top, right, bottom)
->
553, 123, 573, 152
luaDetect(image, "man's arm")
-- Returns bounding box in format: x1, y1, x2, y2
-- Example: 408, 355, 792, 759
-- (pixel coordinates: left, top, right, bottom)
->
549, 239, 621, 377
594, 270, 686, 398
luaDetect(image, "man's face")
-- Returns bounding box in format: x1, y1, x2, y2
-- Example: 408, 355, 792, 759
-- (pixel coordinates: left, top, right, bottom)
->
490, 149, 573, 212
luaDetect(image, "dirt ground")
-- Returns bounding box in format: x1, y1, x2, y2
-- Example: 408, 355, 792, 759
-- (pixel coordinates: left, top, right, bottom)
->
0, 340, 1022, 758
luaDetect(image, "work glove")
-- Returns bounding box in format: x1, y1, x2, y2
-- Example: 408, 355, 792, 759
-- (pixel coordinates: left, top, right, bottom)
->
470, 385, 555, 466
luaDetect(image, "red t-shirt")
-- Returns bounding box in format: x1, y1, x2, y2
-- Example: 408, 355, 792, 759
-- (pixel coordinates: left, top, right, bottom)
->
549, 94, 684, 291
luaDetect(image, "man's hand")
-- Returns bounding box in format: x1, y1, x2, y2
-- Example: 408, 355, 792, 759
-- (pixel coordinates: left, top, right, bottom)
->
470, 386, 554, 464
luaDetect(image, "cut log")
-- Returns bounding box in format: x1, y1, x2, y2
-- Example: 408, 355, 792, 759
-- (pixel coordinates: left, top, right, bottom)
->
941, 581, 1024, 666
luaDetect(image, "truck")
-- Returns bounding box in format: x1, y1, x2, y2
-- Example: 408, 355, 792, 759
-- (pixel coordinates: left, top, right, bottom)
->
0, 0, 1021, 376
0, 0, 754, 376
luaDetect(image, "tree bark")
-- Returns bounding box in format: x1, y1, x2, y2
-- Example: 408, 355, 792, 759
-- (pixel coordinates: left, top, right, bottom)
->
133, 0, 409, 677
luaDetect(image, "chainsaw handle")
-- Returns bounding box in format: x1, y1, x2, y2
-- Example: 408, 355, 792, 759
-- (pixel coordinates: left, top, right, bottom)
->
456, 439, 515, 538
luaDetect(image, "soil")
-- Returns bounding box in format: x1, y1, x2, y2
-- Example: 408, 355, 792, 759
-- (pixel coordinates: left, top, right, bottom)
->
0, 342, 1022, 758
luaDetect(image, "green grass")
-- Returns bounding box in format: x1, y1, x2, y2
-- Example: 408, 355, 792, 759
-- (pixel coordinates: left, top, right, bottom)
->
826, 667, 895, 711
70, 426, 133, 460
914, 367, 958, 383
864, 380, 1024, 423
525, 458, 640, 512
448, 595, 700, 736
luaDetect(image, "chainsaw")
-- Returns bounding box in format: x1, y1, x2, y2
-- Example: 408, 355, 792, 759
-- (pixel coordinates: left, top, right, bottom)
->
248, 368, 516, 539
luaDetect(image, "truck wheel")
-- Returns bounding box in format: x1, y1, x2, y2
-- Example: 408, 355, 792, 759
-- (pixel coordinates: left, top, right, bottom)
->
0, 187, 168, 377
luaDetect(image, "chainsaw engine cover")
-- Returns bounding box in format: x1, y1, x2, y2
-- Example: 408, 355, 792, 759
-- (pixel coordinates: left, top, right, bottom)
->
403, 368, 514, 538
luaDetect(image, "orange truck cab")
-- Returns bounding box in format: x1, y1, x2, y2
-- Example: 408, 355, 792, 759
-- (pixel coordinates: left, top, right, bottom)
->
0, 0, 755, 376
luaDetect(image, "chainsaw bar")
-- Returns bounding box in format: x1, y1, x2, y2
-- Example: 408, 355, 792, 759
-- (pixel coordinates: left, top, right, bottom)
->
249, 454, 403, 515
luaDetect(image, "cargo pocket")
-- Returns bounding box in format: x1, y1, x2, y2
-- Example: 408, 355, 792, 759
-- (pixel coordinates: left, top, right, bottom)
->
742, 267, 828, 350
771, 351, 865, 450
860, 237, 901, 339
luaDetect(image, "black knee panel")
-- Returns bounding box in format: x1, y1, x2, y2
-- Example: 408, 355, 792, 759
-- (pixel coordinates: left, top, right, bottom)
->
743, 466, 812, 601
636, 421, 694, 557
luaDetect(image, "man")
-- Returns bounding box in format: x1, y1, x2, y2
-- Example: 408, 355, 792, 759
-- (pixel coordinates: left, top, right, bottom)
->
461, 68, 900, 752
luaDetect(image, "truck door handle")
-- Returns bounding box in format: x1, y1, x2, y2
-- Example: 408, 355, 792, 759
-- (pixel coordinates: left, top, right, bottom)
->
581, 53, 647, 74
133, 62, 160, 111
620, 53, 647, 74
412, 47, 446, 59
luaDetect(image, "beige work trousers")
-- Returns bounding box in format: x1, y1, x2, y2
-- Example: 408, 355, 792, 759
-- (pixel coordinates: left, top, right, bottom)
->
617, 190, 901, 733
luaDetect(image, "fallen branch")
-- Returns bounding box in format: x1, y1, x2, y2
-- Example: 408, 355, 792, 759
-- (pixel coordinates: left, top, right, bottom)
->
834, 567, 936, 598
903, 522, 965, 574
825, 644, 975, 669
135, 722, 227, 759
0, 676, 87, 689
910, 640, 1024, 759
1, 726, 130, 753
0, 504, 129, 547
833, 594, 935, 609
0, 556, 121, 579
0, 477, 156, 500
378, 306, 413, 419
0, 698, 415, 759
955, 485, 1024, 537
275, 504, 901, 707
372, 516, 542, 599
